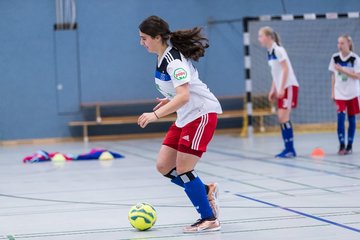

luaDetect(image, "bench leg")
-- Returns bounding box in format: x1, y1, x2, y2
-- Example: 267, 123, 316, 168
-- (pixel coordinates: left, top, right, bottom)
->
259, 116, 265, 132
83, 125, 89, 143
96, 105, 102, 123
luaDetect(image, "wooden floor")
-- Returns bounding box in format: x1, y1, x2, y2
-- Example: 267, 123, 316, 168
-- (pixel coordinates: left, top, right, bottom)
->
0, 132, 359, 239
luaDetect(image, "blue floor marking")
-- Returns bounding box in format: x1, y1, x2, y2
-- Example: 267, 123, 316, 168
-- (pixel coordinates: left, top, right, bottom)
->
208, 148, 360, 180
234, 193, 360, 233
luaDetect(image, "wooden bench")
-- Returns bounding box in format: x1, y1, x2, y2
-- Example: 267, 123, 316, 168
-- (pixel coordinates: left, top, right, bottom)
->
69, 98, 276, 142
80, 100, 158, 123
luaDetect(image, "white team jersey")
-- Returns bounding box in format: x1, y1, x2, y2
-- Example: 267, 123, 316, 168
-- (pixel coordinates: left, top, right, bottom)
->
268, 43, 299, 92
328, 51, 360, 100
155, 46, 222, 127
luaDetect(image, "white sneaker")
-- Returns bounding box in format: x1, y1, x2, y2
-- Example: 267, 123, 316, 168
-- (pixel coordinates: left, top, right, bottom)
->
183, 218, 221, 233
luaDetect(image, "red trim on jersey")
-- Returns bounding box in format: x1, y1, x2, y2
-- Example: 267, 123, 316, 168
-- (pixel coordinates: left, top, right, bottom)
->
336, 97, 360, 116
278, 86, 299, 109
162, 113, 218, 157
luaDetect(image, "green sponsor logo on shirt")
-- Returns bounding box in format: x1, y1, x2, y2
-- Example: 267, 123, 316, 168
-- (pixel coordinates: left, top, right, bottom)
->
173, 68, 187, 80
338, 72, 348, 82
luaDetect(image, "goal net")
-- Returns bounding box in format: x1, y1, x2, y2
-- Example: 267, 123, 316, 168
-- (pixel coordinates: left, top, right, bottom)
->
244, 13, 360, 133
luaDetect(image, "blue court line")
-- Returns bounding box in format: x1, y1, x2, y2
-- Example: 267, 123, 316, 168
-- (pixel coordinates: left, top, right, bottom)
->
208, 148, 360, 180
234, 193, 360, 233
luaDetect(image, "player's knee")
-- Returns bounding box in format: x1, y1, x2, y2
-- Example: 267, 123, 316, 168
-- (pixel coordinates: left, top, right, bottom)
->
156, 159, 168, 175
278, 118, 287, 124
175, 163, 193, 175
175, 166, 187, 175
278, 114, 288, 123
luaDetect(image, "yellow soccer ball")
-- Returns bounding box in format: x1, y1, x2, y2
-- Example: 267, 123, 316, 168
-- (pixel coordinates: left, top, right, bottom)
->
128, 203, 157, 231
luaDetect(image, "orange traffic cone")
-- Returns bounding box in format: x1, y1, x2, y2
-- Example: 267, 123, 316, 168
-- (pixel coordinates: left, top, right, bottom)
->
311, 147, 325, 159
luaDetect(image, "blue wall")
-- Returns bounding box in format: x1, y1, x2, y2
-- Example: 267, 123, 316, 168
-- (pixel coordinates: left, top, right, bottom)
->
0, 0, 359, 140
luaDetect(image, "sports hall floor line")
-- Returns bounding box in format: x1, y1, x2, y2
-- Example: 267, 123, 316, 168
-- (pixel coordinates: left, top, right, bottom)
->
3, 222, 359, 240
233, 193, 360, 233
2, 211, 359, 239
114, 136, 360, 174
219, 148, 360, 171
202, 160, 340, 194
219, 184, 358, 198
110, 139, 360, 196
0, 206, 123, 217
2, 191, 360, 214
107, 141, 354, 196
207, 148, 360, 180
209, 138, 360, 170
107, 140, 360, 204
102, 141, 360, 208
210, 140, 360, 169
98, 140, 293, 195
104, 142, 296, 196
3, 179, 177, 197
2, 163, 356, 219
196, 168, 294, 196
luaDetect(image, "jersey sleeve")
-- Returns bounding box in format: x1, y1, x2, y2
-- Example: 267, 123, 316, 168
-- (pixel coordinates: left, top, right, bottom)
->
354, 56, 360, 73
274, 47, 287, 62
167, 59, 191, 88
328, 56, 335, 73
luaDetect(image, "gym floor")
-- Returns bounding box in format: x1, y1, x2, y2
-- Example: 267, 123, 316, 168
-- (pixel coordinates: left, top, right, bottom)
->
1, 132, 359, 239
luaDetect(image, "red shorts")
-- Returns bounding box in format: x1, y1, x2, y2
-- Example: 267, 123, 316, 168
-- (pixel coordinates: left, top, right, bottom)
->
163, 113, 218, 157
336, 97, 360, 116
278, 86, 299, 109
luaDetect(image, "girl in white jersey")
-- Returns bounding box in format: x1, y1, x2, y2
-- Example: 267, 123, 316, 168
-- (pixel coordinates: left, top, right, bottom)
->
138, 16, 222, 233
329, 35, 360, 155
258, 27, 299, 158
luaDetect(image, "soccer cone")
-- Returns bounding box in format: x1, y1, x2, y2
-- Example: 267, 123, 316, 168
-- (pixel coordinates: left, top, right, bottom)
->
311, 147, 325, 159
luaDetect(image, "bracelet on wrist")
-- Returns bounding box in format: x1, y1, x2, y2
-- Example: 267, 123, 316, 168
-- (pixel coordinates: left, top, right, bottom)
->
153, 111, 160, 119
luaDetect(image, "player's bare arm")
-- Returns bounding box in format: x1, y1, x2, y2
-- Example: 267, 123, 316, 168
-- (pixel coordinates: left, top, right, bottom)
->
154, 84, 190, 119
278, 60, 289, 98
153, 97, 170, 111
268, 81, 276, 102
334, 64, 360, 79
138, 84, 189, 128
331, 73, 335, 101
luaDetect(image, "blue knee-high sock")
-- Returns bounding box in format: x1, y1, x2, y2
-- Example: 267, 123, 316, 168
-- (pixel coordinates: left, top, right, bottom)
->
280, 121, 294, 151
348, 115, 356, 146
171, 177, 184, 187
164, 168, 184, 188
180, 171, 214, 220
164, 168, 209, 194
337, 112, 346, 146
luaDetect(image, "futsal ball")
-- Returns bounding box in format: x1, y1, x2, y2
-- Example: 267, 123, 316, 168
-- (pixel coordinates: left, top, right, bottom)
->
128, 203, 157, 231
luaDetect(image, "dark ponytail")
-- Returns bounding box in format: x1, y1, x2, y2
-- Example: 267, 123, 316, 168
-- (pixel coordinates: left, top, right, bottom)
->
170, 27, 209, 61
139, 15, 209, 61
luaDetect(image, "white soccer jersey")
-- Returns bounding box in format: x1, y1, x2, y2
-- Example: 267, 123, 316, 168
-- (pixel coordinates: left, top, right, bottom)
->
268, 43, 299, 92
328, 51, 360, 100
155, 46, 222, 127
